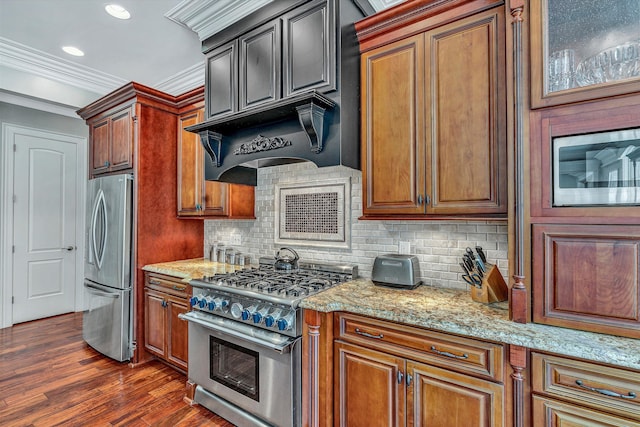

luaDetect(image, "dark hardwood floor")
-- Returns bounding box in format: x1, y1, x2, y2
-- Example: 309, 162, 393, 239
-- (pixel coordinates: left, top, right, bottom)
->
0, 312, 235, 427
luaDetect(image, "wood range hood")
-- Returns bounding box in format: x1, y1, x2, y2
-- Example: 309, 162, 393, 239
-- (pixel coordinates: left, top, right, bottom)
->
185, 89, 358, 186
183, 0, 369, 186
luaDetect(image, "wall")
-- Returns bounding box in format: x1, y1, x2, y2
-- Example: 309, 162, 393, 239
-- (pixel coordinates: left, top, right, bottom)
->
205, 162, 508, 290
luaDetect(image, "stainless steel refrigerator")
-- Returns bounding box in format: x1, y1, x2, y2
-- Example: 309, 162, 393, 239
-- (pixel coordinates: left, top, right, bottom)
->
83, 173, 133, 362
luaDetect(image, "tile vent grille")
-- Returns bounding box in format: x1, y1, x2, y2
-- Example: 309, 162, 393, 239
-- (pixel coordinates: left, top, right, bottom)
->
275, 178, 350, 248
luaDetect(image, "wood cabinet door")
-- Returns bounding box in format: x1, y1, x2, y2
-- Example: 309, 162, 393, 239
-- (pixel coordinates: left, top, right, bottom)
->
361, 34, 426, 216
407, 361, 504, 427
282, 0, 335, 96
227, 183, 255, 218
239, 20, 281, 110
109, 107, 133, 172
335, 341, 406, 427
425, 6, 506, 215
532, 224, 640, 339
206, 40, 238, 119
532, 396, 640, 427
166, 298, 189, 371
144, 289, 166, 358
177, 109, 204, 216
90, 117, 110, 175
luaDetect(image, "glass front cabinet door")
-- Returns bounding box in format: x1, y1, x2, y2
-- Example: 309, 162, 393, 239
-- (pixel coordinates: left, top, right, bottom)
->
531, 0, 640, 108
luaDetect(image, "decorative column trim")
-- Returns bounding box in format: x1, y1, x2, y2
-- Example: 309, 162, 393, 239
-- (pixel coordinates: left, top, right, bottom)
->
510, 0, 528, 323
509, 344, 527, 427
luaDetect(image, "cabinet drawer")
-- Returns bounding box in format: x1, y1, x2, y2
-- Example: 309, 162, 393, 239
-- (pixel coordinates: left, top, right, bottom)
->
144, 272, 190, 299
532, 395, 640, 427
335, 312, 504, 382
532, 352, 640, 420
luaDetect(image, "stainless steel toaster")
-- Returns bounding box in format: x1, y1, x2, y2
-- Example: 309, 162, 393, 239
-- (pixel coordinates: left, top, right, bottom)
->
371, 254, 422, 289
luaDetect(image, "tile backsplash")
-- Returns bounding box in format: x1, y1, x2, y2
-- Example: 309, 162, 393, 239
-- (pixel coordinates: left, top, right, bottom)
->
205, 162, 508, 290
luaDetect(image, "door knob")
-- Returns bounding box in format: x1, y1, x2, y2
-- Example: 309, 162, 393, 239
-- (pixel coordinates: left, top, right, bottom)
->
62, 246, 76, 251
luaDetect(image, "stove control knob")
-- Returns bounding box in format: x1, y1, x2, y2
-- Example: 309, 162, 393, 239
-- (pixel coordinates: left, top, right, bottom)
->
277, 312, 295, 331
189, 296, 200, 307
276, 318, 289, 331
252, 307, 269, 324
198, 297, 208, 309
230, 302, 243, 319
206, 297, 216, 311
241, 305, 256, 321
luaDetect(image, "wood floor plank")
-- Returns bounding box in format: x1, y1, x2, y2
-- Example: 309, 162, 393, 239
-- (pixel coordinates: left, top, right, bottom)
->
0, 312, 235, 426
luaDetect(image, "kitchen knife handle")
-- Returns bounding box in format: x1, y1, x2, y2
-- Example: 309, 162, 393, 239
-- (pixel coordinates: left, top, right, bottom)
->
430, 345, 468, 360
575, 380, 637, 399
355, 328, 384, 340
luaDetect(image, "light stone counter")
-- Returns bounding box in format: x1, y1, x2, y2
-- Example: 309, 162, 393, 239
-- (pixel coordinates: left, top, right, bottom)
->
142, 260, 640, 371
142, 258, 248, 283
299, 278, 640, 371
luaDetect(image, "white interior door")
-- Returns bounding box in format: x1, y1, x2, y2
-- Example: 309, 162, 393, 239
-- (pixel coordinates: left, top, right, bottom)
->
11, 129, 79, 323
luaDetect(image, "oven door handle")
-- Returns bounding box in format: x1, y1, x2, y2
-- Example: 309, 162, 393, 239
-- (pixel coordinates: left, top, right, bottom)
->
179, 312, 299, 354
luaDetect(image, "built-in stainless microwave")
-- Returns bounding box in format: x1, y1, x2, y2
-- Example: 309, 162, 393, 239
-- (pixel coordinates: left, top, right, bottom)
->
553, 127, 640, 206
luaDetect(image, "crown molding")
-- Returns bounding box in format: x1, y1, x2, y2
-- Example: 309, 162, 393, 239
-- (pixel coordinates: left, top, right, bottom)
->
154, 61, 205, 96
0, 37, 127, 95
165, 0, 274, 41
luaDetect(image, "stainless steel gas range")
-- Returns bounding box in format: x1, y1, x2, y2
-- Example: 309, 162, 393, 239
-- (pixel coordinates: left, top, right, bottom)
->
180, 249, 357, 427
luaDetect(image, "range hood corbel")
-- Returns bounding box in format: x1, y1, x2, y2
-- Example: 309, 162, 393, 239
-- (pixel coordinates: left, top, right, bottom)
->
198, 130, 222, 167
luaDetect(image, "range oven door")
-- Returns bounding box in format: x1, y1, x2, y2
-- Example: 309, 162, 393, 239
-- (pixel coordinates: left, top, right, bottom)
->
181, 311, 301, 427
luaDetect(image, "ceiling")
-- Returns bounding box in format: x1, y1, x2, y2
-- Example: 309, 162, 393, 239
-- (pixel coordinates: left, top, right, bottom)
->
0, 0, 403, 116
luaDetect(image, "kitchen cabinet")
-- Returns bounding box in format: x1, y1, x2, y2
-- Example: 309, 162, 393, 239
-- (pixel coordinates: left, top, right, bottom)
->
204, 0, 335, 120
532, 223, 640, 339
357, 0, 506, 218
531, 352, 640, 426
530, 0, 640, 109
87, 104, 133, 176
334, 313, 505, 426
177, 92, 255, 218
144, 272, 190, 371
78, 82, 205, 365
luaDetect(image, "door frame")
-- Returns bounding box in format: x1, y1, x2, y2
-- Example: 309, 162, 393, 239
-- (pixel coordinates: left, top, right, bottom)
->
0, 123, 87, 328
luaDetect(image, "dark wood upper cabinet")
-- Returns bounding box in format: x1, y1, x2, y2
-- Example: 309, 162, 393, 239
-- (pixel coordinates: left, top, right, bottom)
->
87, 105, 134, 177
358, 1, 506, 218
239, 20, 281, 109
205, 40, 237, 119
283, 0, 335, 96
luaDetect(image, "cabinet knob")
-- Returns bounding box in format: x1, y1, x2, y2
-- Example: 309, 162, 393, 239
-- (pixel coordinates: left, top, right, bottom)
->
104, 161, 110, 167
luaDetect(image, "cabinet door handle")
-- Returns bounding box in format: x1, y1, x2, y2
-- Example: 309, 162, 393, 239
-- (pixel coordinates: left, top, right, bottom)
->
417, 194, 431, 205
355, 328, 384, 339
430, 345, 468, 360
397, 371, 404, 384
575, 380, 637, 399
161, 300, 168, 308
172, 285, 184, 291
406, 373, 413, 387
149, 279, 161, 285
104, 160, 110, 167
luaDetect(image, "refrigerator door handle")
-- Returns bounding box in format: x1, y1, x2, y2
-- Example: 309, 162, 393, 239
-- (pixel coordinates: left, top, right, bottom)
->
85, 283, 120, 299
91, 189, 108, 269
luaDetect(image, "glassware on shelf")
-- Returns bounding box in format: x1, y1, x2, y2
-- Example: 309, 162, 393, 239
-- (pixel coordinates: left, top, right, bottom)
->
575, 39, 640, 87
548, 49, 576, 92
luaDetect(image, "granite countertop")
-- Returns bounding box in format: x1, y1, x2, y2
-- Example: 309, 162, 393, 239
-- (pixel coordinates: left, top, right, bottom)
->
300, 279, 640, 371
142, 259, 640, 371
142, 258, 248, 282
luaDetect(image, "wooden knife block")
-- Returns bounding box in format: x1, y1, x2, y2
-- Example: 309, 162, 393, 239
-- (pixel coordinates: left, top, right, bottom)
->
470, 264, 509, 304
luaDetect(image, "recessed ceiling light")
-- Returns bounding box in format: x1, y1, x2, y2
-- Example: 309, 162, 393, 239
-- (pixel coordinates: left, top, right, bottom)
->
62, 46, 85, 56
105, 4, 131, 20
